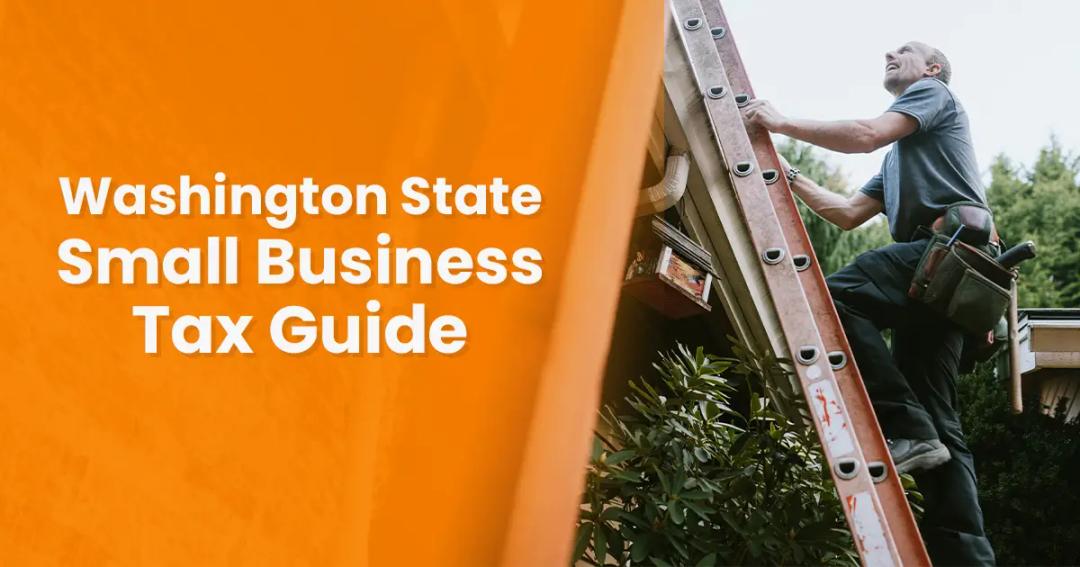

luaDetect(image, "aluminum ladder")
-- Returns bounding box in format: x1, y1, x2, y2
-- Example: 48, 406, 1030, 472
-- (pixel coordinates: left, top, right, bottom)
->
667, 0, 931, 564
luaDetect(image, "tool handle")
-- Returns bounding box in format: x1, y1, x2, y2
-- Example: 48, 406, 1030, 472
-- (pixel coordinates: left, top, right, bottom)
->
945, 225, 965, 247
996, 241, 1036, 269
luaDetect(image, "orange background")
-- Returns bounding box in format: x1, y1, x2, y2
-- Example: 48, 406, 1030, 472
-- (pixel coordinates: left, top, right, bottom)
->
0, 1, 661, 565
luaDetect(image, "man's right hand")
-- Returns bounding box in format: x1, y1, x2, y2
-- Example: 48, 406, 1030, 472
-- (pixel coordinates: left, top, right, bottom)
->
742, 99, 789, 133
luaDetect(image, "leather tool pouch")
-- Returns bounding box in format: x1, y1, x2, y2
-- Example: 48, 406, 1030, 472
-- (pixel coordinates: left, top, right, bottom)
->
932, 201, 995, 246
909, 236, 1014, 334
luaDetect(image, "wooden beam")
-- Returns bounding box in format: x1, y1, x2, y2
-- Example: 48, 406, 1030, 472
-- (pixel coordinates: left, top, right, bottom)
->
1030, 326, 1080, 353
1034, 352, 1080, 369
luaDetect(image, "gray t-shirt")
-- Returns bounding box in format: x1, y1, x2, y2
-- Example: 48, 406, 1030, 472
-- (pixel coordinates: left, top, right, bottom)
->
859, 78, 987, 242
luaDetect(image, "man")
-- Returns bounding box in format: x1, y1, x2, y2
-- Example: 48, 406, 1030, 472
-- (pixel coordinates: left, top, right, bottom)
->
742, 42, 995, 565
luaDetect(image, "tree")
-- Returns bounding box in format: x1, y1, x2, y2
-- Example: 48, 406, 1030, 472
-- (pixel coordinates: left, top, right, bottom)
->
986, 138, 1080, 308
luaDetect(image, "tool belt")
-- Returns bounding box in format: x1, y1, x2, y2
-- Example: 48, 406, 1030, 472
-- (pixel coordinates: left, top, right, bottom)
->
927, 200, 999, 247
908, 202, 1015, 334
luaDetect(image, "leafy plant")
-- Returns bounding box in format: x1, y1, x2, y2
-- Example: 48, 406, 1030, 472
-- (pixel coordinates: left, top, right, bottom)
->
575, 344, 857, 566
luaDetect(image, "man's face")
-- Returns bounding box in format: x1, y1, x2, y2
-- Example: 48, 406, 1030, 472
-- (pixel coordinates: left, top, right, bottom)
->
883, 42, 937, 95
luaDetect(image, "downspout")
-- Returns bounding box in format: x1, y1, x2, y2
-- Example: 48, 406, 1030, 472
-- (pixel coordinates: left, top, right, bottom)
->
636, 148, 689, 216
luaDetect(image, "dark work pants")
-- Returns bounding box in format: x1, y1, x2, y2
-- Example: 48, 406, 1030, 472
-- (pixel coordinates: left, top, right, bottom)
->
826, 240, 996, 566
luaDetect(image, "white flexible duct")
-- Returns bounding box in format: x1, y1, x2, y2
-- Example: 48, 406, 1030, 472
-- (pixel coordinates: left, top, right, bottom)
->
636, 148, 690, 216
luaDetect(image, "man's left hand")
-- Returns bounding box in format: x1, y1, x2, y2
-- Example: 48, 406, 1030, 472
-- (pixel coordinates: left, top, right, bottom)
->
742, 99, 788, 133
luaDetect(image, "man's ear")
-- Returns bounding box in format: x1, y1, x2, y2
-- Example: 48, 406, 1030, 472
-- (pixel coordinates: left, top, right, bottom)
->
924, 63, 942, 78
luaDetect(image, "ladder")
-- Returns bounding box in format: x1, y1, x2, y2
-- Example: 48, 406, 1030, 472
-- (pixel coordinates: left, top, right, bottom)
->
666, 1, 930, 564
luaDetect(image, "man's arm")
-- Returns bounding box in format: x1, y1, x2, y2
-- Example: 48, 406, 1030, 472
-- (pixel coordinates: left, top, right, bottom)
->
743, 100, 917, 154
779, 155, 883, 230
791, 175, 883, 230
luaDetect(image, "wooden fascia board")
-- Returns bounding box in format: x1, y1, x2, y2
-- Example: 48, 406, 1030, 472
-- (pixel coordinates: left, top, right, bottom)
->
1030, 325, 1080, 353
1034, 352, 1080, 369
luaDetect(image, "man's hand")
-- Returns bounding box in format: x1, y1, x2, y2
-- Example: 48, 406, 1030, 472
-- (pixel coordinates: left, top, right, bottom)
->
742, 100, 788, 133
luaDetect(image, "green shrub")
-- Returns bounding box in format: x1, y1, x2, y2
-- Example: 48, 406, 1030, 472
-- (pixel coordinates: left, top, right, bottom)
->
959, 363, 1080, 565
574, 345, 857, 566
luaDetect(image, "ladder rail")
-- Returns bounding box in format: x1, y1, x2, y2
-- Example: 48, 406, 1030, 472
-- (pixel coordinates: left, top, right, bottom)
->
695, 3, 929, 564
668, 1, 929, 564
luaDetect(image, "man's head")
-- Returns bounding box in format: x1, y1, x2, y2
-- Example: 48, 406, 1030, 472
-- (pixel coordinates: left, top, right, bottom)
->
883, 41, 951, 96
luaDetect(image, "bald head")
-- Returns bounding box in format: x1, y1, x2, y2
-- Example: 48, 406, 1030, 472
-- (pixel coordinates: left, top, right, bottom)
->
883, 41, 951, 95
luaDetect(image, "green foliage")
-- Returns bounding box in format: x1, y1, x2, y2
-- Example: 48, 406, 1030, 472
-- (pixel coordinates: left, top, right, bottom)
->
958, 363, 1080, 565
777, 140, 892, 275
986, 138, 1080, 307
575, 345, 857, 566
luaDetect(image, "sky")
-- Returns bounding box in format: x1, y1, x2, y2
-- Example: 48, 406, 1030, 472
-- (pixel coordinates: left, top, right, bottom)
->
722, 0, 1080, 190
